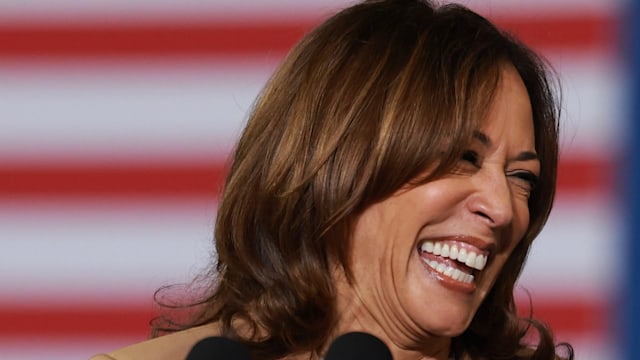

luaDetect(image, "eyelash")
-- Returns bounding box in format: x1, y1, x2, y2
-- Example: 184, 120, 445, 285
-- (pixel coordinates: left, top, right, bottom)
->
460, 150, 539, 190
461, 150, 480, 167
510, 171, 539, 190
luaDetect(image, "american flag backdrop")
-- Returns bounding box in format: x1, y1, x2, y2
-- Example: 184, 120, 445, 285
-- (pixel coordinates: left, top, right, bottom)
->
0, 0, 622, 359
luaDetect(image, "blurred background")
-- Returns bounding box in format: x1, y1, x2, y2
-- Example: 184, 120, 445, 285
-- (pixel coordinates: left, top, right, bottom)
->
0, 0, 624, 359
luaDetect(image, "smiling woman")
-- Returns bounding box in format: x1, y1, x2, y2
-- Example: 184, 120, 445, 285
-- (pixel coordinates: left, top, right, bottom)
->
344, 64, 541, 346
91, 0, 572, 359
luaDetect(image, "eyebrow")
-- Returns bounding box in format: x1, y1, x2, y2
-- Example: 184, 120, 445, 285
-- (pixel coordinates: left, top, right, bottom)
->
472, 131, 491, 147
472, 130, 539, 162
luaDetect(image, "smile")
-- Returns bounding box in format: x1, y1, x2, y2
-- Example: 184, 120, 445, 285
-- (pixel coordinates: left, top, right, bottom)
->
418, 240, 490, 287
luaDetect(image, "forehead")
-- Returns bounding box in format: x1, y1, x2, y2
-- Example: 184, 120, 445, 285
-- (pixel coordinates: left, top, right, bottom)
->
479, 64, 535, 148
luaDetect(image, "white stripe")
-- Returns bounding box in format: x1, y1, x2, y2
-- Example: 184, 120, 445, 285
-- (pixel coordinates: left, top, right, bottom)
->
0, 0, 354, 23
0, 61, 274, 164
518, 193, 620, 296
0, 0, 619, 23
0, 199, 217, 303
0, 195, 616, 302
552, 53, 625, 156
0, 338, 146, 360
463, 0, 620, 15
0, 55, 621, 164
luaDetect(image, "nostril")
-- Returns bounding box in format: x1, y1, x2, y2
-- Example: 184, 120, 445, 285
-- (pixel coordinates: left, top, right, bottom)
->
474, 210, 493, 222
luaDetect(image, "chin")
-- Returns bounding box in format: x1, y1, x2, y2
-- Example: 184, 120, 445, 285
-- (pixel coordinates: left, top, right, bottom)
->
420, 308, 475, 338
399, 257, 483, 337
401, 289, 478, 338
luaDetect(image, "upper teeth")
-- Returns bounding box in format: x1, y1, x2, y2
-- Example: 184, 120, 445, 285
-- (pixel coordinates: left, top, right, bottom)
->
420, 241, 488, 271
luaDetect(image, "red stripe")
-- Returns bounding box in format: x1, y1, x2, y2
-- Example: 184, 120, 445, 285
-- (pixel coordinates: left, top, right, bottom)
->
0, 13, 616, 59
0, 156, 612, 198
2, 163, 227, 197
556, 156, 615, 196
0, 298, 607, 338
492, 13, 618, 53
0, 305, 156, 339
516, 298, 610, 336
0, 20, 316, 59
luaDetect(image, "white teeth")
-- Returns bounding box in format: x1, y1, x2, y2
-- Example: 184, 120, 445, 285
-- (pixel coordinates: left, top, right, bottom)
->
452, 269, 461, 281
470, 254, 487, 270
475, 254, 485, 270
422, 257, 474, 284
420, 241, 488, 271
449, 245, 459, 259
444, 267, 454, 277
465, 252, 476, 268
458, 248, 467, 262
433, 242, 442, 256
441, 244, 450, 257
423, 242, 434, 253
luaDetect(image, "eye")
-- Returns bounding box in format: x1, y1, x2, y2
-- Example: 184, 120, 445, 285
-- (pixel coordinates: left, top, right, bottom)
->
507, 170, 539, 194
450, 150, 482, 176
461, 150, 480, 168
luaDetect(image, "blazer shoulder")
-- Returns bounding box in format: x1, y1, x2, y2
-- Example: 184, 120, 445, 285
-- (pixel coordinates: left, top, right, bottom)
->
89, 324, 220, 360
89, 355, 116, 360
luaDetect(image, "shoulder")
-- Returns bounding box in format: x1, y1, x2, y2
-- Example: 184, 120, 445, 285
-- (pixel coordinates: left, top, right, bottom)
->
89, 324, 220, 360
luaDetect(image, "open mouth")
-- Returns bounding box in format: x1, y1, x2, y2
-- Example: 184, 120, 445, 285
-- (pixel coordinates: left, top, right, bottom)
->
418, 240, 489, 287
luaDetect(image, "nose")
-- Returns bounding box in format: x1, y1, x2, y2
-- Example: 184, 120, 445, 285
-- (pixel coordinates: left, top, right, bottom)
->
467, 169, 514, 228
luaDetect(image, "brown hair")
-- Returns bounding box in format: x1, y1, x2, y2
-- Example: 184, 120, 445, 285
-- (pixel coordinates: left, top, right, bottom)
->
155, 1, 572, 359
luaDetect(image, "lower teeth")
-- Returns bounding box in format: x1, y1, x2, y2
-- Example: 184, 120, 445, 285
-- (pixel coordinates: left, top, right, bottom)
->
422, 257, 474, 284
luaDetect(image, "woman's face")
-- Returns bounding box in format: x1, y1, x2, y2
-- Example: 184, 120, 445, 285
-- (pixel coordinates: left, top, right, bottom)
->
337, 64, 539, 345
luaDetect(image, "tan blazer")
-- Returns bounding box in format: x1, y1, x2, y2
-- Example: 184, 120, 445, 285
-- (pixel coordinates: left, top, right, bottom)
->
90, 325, 562, 360
90, 324, 220, 360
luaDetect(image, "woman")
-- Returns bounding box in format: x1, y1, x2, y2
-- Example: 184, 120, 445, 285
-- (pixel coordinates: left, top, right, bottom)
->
92, 0, 573, 359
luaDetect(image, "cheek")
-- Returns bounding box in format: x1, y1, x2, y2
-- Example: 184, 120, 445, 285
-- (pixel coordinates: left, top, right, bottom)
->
513, 199, 531, 239
349, 204, 397, 269
485, 202, 530, 283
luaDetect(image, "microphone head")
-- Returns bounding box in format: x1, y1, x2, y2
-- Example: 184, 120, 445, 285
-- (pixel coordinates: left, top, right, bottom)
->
186, 336, 251, 360
324, 332, 392, 360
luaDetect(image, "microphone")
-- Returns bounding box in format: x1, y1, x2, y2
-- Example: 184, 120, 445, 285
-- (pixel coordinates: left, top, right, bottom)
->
325, 332, 393, 360
185, 336, 251, 360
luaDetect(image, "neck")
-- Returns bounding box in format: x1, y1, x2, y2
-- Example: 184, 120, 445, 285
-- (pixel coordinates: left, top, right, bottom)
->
330, 273, 452, 360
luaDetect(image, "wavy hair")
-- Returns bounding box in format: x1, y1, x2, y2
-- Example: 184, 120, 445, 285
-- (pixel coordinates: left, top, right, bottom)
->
154, 1, 573, 359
